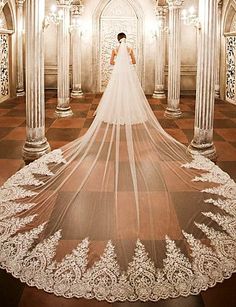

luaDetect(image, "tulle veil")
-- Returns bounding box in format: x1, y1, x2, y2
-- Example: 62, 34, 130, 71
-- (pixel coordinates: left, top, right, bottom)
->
0, 39, 235, 302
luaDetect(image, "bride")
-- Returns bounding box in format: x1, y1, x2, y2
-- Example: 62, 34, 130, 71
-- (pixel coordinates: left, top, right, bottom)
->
0, 33, 235, 303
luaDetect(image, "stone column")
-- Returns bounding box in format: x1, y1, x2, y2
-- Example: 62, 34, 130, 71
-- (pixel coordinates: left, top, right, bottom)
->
16, 0, 25, 96
165, 0, 183, 118
215, 0, 223, 99
153, 6, 167, 99
71, 4, 84, 98
188, 0, 217, 159
22, 0, 50, 162
55, 0, 73, 117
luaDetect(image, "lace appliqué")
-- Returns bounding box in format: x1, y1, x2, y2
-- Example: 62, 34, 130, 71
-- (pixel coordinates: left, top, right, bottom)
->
0, 202, 36, 220
0, 154, 235, 302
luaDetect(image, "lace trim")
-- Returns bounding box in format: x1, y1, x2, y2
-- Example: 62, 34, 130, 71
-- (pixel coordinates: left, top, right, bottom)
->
0, 186, 38, 203
0, 223, 46, 275
203, 212, 236, 239
0, 153, 235, 301
205, 198, 236, 217
181, 154, 215, 171
0, 228, 235, 302
0, 215, 37, 242
0, 202, 36, 220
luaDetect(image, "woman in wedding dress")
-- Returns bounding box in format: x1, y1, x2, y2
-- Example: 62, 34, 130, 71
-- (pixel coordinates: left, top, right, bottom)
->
0, 33, 235, 303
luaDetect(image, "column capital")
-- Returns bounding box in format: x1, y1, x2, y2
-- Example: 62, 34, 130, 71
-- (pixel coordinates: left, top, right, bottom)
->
71, 4, 84, 16
16, 0, 25, 7
167, 0, 184, 9
56, 0, 73, 8
155, 6, 168, 17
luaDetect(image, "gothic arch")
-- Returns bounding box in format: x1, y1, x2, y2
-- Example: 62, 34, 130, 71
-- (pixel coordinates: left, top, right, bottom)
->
92, 0, 144, 92
0, 0, 16, 102
223, 0, 236, 33
1, 0, 15, 31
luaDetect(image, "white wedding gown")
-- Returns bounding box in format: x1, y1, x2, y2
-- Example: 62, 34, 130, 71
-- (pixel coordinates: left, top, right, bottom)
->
0, 40, 235, 302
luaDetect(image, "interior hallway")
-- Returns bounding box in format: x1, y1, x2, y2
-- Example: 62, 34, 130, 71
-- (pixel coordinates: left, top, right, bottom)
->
0, 91, 235, 307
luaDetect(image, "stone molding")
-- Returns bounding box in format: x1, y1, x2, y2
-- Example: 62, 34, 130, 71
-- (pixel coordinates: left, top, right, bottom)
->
167, 0, 184, 9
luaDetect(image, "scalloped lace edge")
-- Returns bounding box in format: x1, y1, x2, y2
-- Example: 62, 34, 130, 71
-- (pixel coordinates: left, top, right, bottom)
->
0, 151, 235, 302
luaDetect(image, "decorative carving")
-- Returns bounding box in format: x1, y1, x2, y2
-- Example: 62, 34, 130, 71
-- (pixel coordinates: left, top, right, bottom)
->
71, 4, 84, 16
103, 0, 136, 17
0, 0, 7, 11
56, 0, 73, 7
167, 0, 184, 9
16, 0, 25, 7
100, 0, 138, 91
155, 6, 168, 17
230, 13, 236, 33
225, 36, 236, 103
0, 34, 9, 102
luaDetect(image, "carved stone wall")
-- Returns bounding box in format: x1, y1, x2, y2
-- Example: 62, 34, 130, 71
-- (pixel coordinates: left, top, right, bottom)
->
43, 0, 198, 95
0, 34, 9, 102
225, 36, 236, 104
0, 11, 10, 103
100, 0, 138, 91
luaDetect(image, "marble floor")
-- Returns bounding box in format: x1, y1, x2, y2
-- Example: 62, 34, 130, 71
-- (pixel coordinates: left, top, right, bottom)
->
0, 91, 235, 307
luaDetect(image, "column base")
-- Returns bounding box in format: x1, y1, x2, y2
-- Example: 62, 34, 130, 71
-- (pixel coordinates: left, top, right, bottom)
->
215, 85, 220, 99
164, 107, 182, 118
17, 90, 25, 97
187, 141, 217, 161
153, 91, 166, 99
55, 106, 73, 118
71, 90, 84, 98
22, 138, 51, 163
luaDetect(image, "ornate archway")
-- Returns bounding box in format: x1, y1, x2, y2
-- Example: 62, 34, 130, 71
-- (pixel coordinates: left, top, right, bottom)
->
92, 0, 144, 92
0, 1, 15, 103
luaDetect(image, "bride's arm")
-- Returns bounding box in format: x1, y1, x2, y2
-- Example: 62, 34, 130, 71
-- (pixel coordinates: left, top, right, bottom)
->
130, 49, 136, 65
110, 49, 116, 65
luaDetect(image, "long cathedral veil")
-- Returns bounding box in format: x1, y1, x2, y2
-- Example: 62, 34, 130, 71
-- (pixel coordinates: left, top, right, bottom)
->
0, 39, 235, 302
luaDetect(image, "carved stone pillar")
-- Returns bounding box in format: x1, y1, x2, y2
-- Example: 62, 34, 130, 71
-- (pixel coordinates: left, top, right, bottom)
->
55, 0, 73, 117
188, 0, 217, 159
71, 4, 83, 98
23, 0, 50, 162
165, 0, 183, 118
16, 0, 25, 96
153, 6, 167, 99
215, 1, 223, 98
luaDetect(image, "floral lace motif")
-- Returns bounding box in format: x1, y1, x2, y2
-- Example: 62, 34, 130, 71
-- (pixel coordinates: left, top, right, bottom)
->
0, 153, 235, 301
0, 202, 36, 220
0, 229, 235, 302
0, 215, 37, 242
181, 154, 215, 171
0, 186, 37, 203
205, 198, 236, 217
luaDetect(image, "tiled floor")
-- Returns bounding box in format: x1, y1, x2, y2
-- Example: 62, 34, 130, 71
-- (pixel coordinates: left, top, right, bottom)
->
0, 91, 235, 307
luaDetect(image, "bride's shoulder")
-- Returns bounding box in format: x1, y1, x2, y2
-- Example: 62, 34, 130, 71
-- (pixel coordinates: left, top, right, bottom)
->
127, 47, 133, 54
112, 47, 119, 55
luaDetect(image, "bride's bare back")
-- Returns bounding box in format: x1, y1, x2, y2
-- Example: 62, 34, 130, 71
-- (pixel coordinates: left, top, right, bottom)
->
110, 46, 136, 65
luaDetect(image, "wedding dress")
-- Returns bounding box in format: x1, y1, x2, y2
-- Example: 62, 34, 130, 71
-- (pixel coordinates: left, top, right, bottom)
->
0, 39, 235, 302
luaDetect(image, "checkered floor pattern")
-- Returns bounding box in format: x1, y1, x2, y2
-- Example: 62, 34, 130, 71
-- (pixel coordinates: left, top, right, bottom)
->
0, 91, 235, 307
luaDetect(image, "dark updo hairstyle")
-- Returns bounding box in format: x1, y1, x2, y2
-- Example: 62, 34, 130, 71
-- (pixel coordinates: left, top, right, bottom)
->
117, 32, 126, 42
